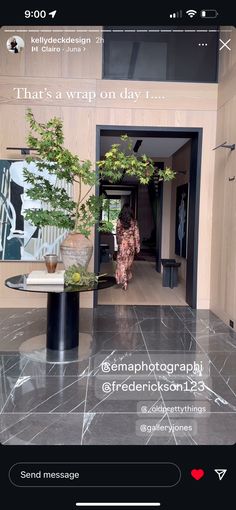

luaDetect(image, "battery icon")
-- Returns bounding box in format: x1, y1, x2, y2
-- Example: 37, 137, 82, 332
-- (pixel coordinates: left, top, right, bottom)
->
201, 9, 218, 18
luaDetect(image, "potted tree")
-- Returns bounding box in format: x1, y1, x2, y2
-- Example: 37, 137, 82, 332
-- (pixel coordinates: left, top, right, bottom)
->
23, 110, 176, 272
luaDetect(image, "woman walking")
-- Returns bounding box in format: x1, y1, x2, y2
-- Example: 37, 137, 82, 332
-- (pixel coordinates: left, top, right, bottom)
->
115, 204, 140, 290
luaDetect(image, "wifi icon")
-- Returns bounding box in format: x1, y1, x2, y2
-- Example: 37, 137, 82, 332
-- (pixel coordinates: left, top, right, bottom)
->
186, 9, 197, 18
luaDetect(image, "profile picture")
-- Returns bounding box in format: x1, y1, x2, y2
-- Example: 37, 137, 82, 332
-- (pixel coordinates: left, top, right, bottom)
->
6, 36, 25, 54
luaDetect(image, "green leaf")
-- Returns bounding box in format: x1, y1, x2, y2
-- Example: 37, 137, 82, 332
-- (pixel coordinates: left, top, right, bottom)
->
24, 112, 176, 238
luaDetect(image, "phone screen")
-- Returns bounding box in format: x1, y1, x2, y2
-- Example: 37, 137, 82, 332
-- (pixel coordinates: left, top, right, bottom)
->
0, 5, 236, 509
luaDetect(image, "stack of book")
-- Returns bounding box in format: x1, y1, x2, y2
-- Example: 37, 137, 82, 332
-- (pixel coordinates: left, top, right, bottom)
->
26, 270, 65, 285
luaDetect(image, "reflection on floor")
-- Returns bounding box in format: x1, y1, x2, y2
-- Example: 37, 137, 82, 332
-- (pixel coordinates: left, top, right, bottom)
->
0, 305, 236, 445
98, 261, 187, 305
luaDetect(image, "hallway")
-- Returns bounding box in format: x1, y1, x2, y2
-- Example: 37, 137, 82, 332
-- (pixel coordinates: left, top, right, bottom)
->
98, 260, 187, 306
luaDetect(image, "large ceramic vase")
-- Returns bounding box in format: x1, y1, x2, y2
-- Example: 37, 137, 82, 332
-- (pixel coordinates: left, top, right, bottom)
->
60, 233, 93, 270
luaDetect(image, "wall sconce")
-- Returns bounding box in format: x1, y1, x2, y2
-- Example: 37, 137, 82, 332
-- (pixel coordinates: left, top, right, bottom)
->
213, 141, 235, 151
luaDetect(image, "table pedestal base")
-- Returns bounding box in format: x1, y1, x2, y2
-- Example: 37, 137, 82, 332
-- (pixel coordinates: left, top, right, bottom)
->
47, 292, 80, 351
19, 333, 92, 364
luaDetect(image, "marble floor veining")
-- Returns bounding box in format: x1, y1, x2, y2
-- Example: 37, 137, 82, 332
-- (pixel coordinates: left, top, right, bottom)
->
0, 305, 236, 445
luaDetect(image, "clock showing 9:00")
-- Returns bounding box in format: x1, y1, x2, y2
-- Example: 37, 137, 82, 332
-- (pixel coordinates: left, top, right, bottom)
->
24, 10, 57, 19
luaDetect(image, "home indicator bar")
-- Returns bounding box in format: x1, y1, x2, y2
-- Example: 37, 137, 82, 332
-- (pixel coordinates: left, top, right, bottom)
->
76, 504, 161, 507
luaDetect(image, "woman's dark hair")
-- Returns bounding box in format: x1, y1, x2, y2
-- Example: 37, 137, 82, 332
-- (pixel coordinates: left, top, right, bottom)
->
118, 204, 134, 229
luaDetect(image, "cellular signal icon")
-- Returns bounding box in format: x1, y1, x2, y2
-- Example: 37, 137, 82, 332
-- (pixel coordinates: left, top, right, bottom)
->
170, 10, 183, 18
186, 9, 197, 18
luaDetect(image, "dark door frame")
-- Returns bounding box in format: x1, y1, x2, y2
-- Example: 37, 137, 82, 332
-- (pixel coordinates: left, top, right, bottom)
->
94, 125, 203, 309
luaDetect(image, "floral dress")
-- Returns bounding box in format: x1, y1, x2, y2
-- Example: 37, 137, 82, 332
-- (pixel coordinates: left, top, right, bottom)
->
115, 219, 140, 287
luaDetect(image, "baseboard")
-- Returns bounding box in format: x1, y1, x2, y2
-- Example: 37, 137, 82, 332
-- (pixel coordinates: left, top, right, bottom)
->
210, 304, 235, 330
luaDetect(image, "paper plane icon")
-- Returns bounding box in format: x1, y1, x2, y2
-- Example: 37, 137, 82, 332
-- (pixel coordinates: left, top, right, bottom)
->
49, 10, 57, 18
214, 469, 227, 480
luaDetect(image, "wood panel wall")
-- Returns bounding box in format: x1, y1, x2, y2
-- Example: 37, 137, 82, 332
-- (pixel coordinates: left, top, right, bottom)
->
160, 157, 173, 260
0, 26, 218, 308
210, 27, 236, 326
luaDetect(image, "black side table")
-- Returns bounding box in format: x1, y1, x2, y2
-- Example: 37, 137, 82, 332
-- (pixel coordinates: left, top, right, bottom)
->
161, 259, 181, 289
5, 274, 115, 363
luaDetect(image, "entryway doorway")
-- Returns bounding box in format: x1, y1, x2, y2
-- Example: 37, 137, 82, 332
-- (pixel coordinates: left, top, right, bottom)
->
94, 127, 202, 308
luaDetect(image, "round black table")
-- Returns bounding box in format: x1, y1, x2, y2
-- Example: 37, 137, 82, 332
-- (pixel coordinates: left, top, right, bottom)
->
5, 274, 116, 363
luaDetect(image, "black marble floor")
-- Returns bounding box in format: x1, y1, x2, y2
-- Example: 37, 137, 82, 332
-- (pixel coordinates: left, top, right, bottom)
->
0, 305, 236, 445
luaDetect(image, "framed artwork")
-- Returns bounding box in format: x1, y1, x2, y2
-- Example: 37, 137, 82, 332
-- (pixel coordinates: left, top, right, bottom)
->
175, 183, 188, 259
0, 159, 70, 261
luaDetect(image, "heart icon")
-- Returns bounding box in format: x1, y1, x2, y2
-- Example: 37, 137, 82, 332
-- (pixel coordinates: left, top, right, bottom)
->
191, 469, 205, 480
